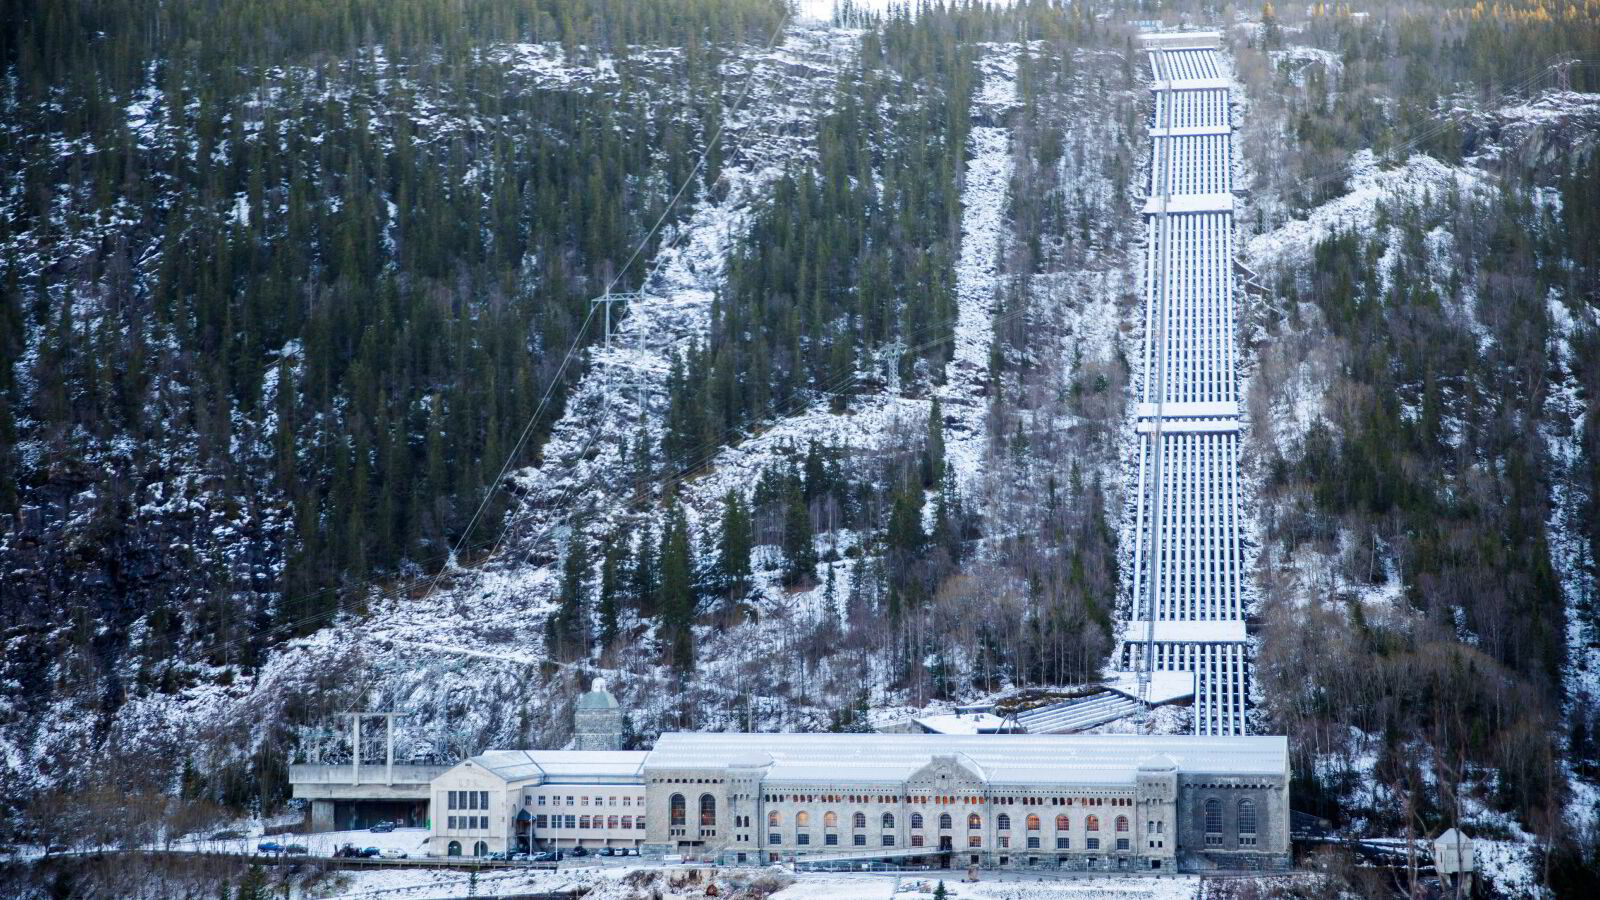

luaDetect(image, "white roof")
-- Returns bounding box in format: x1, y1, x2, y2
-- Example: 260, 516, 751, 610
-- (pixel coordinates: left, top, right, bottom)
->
1101, 670, 1197, 705
464, 750, 647, 784
912, 713, 1015, 735
644, 733, 1286, 786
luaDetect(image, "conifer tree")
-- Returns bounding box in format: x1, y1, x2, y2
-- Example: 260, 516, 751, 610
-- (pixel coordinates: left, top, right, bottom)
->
781, 478, 817, 587
716, 490, 753, 601
659, 503, 696, 672
923, 396, 946, 487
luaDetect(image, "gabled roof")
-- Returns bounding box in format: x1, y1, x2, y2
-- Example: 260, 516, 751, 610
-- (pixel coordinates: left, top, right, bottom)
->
643, 733, 1286, 787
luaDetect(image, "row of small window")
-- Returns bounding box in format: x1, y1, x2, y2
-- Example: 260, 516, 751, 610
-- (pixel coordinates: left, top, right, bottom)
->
766, 795, 1135, 807
533, 815, 646, 830
529, 794, 645, 808
446, 791, 491, 811
446, 816, 487, 831
765, 812, 1134, 832
767, 834, 1131, 851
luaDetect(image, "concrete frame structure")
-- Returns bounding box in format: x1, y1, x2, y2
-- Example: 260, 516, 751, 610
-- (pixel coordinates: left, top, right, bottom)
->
1120, 31, 1253, 737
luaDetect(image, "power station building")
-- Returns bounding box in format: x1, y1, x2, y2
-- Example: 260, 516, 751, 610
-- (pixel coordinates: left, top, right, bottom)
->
426, 726, 1290, 872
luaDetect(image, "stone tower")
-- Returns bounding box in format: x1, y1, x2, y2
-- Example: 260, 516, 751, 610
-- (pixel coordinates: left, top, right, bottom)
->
574, 677, 623, 751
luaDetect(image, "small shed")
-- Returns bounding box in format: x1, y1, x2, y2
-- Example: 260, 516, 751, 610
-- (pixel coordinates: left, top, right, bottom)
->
1432, 827, 1476, 878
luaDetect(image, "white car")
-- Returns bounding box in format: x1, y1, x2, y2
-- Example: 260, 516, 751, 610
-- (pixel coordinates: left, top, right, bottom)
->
379, 848, 408, 860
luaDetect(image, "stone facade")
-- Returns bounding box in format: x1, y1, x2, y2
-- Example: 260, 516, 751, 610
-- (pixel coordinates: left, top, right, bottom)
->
574, 678, 624, 752
425, 734, 1291, 872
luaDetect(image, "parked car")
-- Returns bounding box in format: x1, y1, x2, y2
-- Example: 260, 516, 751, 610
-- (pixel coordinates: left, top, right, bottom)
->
508, 851, 529, 861
368, 822, 395, 833
210, 830, 245, 841
569, 846, 588, 857
256, 841, 283, 854
358, 847, 381, 858
532, 850, 562, 862
283, 844, 308, 856
379, 848, 408, 860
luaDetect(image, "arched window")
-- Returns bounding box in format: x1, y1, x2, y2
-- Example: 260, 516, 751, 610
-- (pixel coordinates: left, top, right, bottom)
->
796, 811, 810, 827
1026, 815, 1041, 831
997, 814, 1011, 831
824, 811, 838, 827
473, 841, 488, 857
1238, 799, 1256, 834
939, 813, 953, 830
1055, 815, 1069, 831
1115, 816, 1129, 832
1204, 799, 1222, 834
1086, 815, 1100, 831
700, 794, 716, 827
911, 813, 924, 829
882, 813, 895, 829
447, 840, 462, 856
669, 794, 686, 827
853, 812, 866, 829
967, 813, 981, 830
768, 811, 781, 827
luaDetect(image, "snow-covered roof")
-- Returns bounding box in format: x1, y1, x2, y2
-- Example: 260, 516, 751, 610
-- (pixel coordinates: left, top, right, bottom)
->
912, 713, 1017, 735
463, 750, 648, 784
643, 733, 1286, 786
576, 677, 620, 710
1100, 670, 1197, 705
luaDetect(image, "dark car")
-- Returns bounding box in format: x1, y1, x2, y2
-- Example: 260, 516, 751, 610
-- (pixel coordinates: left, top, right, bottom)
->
369, 822, 395, 833
334, 844, 360, 858
284, 844, 309, 856
360, 847, 381, 858
599, 847, 615, 857
257, 841, 283, 854
569, 846, 588, 857
532, 850, 562, 862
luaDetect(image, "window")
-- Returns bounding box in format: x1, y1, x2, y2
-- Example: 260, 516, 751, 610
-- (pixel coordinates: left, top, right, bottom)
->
1027, 836, 1041, 849
854, 834, 866, 846
1239, 799, 1257, 846
853, 812, 866, 829
448, 791, 458, 811
912, 835, 925, 848
447, 816, 457, 830
940, 813, 953, 829
825, 833, 838, 845
1117, 838, 1130, 851
882, 835, 895, 847
997, 814, 1011, 831
998, 836, 1009, 848
967, 813, 981, 830
1055, 814, 1069, 831
700, 794, 717, 827
968, 837, 981, 848
1055, 837, 1069, 849
473, 841, 488, 857
1116, 816, 1129, 833
537, 796, 546, 806
768, 834, 780, 845
797, 834, 810, 846
1086, 838, 1100, 850
447, 841, 462, 856
579, 816, 590, 829
1026, 815, 1040, 831
535, 815, 548, 828
882, 813, 895, 829
478, 791, 488, 809
670, 794, 686, 827
1204, 799, 1222, 846
796, 812, 810, 827
911, 813, 924, 829
608, 816, 619, 829
824, 811, 838, 828
1086, 815, 1100, 832
768, 811, 782, 827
